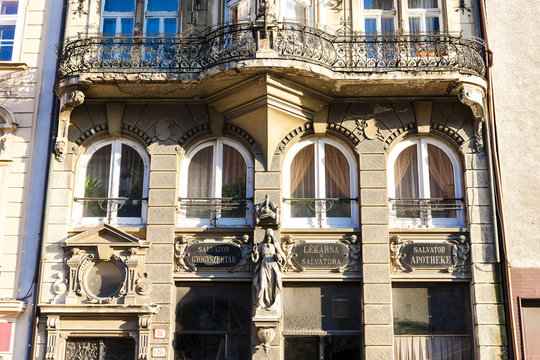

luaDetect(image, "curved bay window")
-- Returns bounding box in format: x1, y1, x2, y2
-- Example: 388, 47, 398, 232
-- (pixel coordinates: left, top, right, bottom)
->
388, 138, 464, 228
179, 138, 253, 227
283, 138, 358, 228
74, 138, 149, 226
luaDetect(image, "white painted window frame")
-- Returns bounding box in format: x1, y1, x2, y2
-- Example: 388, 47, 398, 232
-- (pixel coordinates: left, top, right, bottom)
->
0, 0, 23, 62
100, 0, 136, 36
178, 138, 254, 228
226, 0, 251, 22
283, 138, 358, 229
360, 0, 397, 33
144, 0, 178, 35
279, 0, 313, 24
73, 138, 150, 227
404, 0, 441, 33
387, 137, 464, 228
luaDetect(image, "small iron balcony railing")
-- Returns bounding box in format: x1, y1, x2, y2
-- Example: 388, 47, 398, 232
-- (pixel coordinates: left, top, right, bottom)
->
283, 197, 357, 228
178, 197, 253, 226
74, 196, 147, 223
58, 22, 486, 79
388, 197, 464, 227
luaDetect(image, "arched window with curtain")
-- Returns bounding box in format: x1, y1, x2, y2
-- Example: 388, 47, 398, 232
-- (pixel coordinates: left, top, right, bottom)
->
178, 138, 253, 227
283, 138, 358, 228
74, 138, 149, 226
387, 137, 464, 228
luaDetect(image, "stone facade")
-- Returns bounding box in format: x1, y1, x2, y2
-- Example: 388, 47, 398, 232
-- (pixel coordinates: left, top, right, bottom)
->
34, 0, 508, 359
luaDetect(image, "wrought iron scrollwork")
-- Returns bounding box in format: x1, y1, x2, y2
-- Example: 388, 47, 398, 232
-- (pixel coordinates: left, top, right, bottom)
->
58, 23, 486, 79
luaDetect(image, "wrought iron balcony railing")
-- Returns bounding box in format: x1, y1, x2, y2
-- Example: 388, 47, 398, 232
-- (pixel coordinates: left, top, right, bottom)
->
388, 198, 465, 228
58, 23, 486, 79
178, 197, 253, 227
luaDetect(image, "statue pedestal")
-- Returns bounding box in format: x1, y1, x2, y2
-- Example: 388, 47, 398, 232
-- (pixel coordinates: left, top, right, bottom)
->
253, 311, 280, 354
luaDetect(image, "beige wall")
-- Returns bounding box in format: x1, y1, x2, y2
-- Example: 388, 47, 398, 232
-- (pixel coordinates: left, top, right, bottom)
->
485, 0, 540, 267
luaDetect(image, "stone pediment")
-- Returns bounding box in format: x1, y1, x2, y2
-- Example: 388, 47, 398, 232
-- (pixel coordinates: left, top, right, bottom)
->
62, 223, 149, 250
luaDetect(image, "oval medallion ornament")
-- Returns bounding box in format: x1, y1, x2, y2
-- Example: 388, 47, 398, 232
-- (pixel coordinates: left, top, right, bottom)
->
184, 243, 242, 269
86, 261, 124, 298
292, 242, 349, 269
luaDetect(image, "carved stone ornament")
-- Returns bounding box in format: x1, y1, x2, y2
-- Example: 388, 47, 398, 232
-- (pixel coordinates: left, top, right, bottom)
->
60, 224, 150, 305
255, 193, 279, 226
0, 105, 17, 160
52, 271, 68, 301
229, 235, 254, 272
281, 235, 304, 272
458, 84, 485, 153
390, 234, 471, 274
55, 89, 85, 162
356, 118, 384, 141
174, 235, 196, 272
338, 235, 362, 273
45, 315, 60, 359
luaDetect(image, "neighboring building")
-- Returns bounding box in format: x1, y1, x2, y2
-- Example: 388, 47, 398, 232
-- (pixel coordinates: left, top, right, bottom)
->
33, 0, 508, 359
483, 0, 540, 358
0, 0, 61, 359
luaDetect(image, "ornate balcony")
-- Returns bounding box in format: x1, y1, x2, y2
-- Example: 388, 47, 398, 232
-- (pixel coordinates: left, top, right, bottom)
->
57, 22, 486, 82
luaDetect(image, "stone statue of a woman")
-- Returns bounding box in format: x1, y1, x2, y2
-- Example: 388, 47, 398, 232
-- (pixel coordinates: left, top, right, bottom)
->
251, 228, 285, 311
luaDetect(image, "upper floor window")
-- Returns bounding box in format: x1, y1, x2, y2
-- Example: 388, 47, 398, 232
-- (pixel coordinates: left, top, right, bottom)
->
283, 138, 358, 228
405, 0, 440, 33
281, 0, 313, 24
226, 0, 250, 23
74, 138, 149, 226
101, 0, 135, 36
0, 0, 19, 61
362, 0, 396, 34
145, 0, 178, 36
179, 138, 253, 227
387, 137, 464, 228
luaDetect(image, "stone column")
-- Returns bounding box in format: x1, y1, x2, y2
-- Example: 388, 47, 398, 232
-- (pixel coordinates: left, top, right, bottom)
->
357, 143, 394, 359
145, 142, 181, 360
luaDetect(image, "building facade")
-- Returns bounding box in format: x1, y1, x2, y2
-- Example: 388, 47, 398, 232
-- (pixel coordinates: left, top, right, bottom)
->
483, 0, 540, 358
34, 0, 508, 359
0, 0, 60, 359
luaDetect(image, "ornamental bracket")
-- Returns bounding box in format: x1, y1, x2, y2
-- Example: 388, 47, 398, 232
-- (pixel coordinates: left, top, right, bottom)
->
458, 84, 485, 152
55, 89, 85, 162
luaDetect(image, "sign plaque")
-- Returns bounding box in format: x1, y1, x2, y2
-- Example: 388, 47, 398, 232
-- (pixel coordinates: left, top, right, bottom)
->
292, 242, 349, 269
153, 328, 166, 339
400, 242, 454, 269
184, 243, 242, 269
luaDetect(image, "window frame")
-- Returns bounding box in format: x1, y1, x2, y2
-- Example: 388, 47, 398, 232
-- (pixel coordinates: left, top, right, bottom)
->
100, 0, 136, 36
387, 137, 464, 228
360, 0, 397, 34
404, 0, 441, 33
144, 0, 178, 36
178, 138, 254, 228
282, 137, 358, 229
280, 0, 313, 25
0, 0, 22, 62
226, 0, 251, 23
73, 137, 150, 227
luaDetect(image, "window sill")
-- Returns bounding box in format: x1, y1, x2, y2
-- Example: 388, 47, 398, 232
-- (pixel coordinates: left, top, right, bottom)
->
70, 225, 147, 234
0, 62, 26, 70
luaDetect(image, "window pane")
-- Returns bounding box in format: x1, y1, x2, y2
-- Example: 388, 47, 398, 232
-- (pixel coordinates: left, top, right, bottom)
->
175, 285, 250, 360
120, 18, 134, 35
324, 336, 362, 359
394, 145, 419, 199
285, 0, 308, 22
290, 144, 315, 217
0, 24, 15, 39
365, 18, 376, 34
284, 337, 319, 360
426, 16, 440, 33
408, 0, 437, 8
522, 301, 540, 358
0, 24, 14, 61
393, 287, 430, 335
104, 0, 134, 12
221, 144, 247, 218
382, 18, 395, 33
164, 18, 177, 35
117, 144, 144, 218
147, 0, 178, 11
145, 18, 159, 36
187, 146, 214, 218
325, 144, 350, 218
0, 1, 18, 15
102, 18, 116, 36
364, 0, 393, 10
83, 145, 111, 217
427, 144, 456, 218
429, 286, 471, 334
408, 17, 420, 32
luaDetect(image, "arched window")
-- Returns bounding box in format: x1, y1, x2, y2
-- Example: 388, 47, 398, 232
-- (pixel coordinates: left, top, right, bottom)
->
74, 138, 149, 226
387, 137, 464, 228
179, 138, 253, 227
283, 138, 358, 228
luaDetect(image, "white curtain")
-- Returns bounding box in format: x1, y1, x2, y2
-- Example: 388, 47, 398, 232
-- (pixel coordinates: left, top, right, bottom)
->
395, 336, 472, 360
